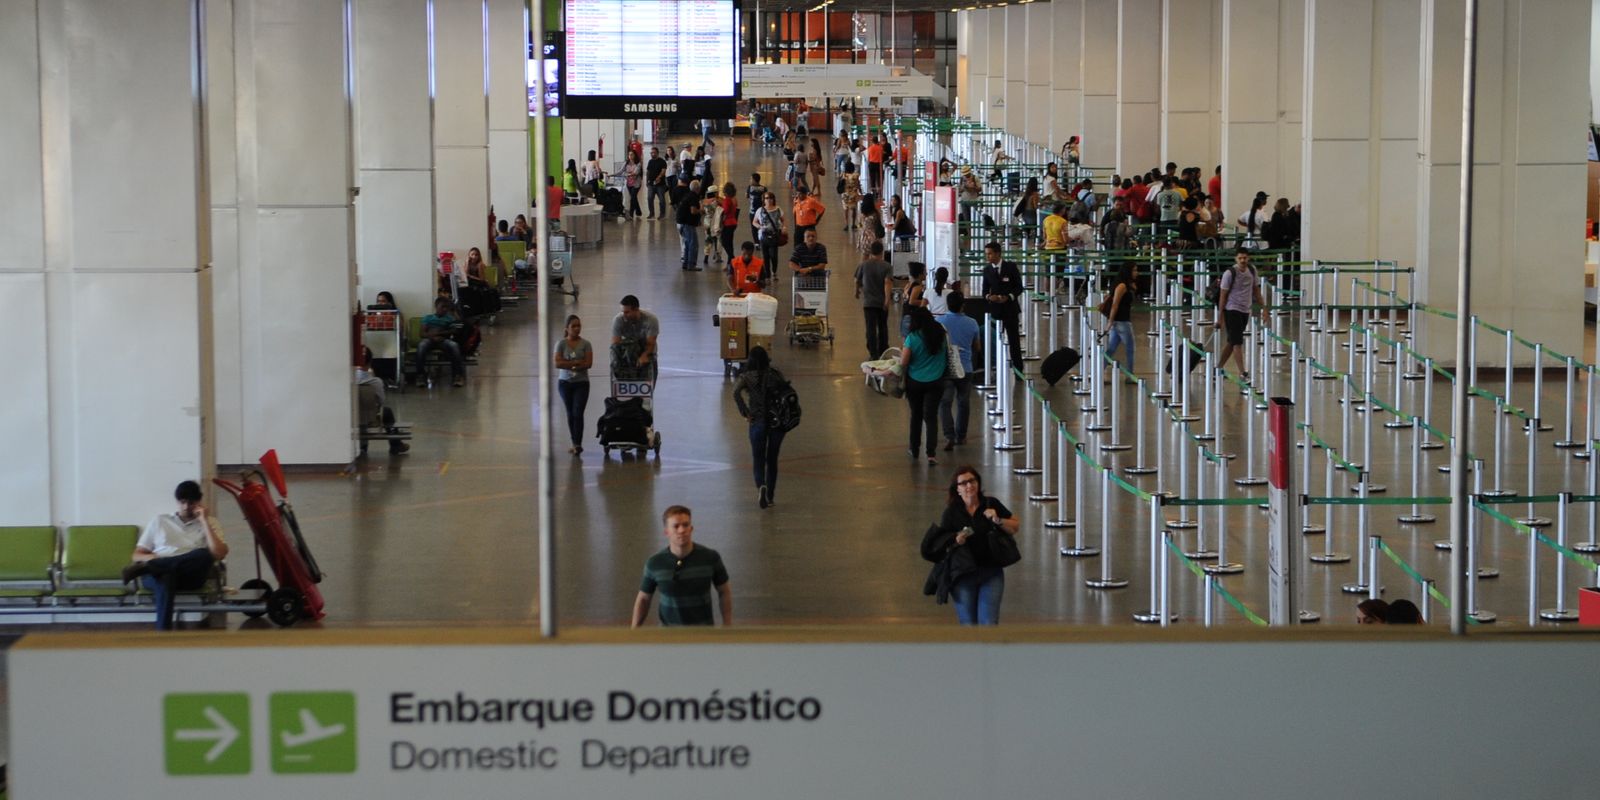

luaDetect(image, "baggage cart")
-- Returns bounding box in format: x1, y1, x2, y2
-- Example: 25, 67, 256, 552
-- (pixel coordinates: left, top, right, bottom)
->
787, 270, 834, 346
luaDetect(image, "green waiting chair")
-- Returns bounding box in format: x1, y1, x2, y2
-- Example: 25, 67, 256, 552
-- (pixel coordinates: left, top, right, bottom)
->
0, 527, 59, 600
55, 525, 140, 599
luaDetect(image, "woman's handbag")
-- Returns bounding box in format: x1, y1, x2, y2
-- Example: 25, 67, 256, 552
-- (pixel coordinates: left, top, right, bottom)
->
987, 526, 1022, 568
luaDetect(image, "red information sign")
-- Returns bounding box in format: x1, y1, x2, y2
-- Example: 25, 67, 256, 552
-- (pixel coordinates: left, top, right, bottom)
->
925, 160, 937, 191
934, 186, 955, 224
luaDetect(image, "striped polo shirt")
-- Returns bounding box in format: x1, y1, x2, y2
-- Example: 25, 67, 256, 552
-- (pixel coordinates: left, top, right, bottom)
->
639, 545, 729, 626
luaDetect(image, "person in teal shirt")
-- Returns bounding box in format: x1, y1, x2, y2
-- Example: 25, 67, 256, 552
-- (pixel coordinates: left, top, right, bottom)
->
898, 306, 950, 465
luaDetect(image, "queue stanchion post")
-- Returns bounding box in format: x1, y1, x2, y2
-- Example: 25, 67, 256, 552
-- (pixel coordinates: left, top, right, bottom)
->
1367, 534, 1383, 600
1203, 574, 1217, 627
1468, 314, 1480, 394
1401, 330, 1425, 380
1403, 268, 1416, 336
1480, 398, 1515, 496
1340, 475, 1376, 594
1205, 455, 1243, 574
1177, 338, 1200, 423
1060, 444, 1100, 556
1073, 312, 1092, 397
1309, 450, 1349, 562
1085, 350, 1112, 431
1307, 259, 1324, 333
1084, 467, 1129, 588
1183, 455, 1217, 561
1102, 361, 1130, 451
1197, 350, 1217, 442
1420, 358, 1443, 450
1235, 388, 1268, 486
1047, 293, 1060, 359
1161, 530, 1174, 627
1325, 266, 1346, 335
1556, 355, 1582, 448
1386, 335, 1414, 428
1355, 392, 1384, 493
978, 314, 996, 392
1539, 492, 1581, 622
1012, 379, 1040, 467
1515, 417, 1550, 527
1579, 368, 1596, 462
1502, 329, 1514, 412
1529, 343, 1553, 432
1301, 422, 1326, 535
988, 336, 1007, 419
1131, 495, 1167, 610
1399, 416, 1437, 524
1466, 461, 1498, 623
1047, 428, 1077, 531
1339, 376, 1355, 468
1577, 446, 1600, 554
1421, 578, 1434, 623
1168, 430, 1198, 531
1030, 400, 1058, 501
1023, 292, 1038, 361
1126, 379, 1157, 475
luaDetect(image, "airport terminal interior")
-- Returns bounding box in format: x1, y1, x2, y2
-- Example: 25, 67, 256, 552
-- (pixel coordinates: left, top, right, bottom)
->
5, 0, 1600, 792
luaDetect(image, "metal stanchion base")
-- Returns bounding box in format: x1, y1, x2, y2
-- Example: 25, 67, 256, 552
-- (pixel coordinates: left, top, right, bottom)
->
1378, 357, 1396, 365
1165, 518, 1198, 530
1420, 441, 1443, 450
1349, 483, 1387, 494
1270, 349, 1288, 358
1572, 542, 1600, 553
1384, 419, 1414, 429
1433, 539, 1450, 550
1023, 355, 1042, 362
1312, 373, 1339, 380
1309, 552, 1351, 563
1515, 516, 1552, 528
1478, 567, 1500, 578
987, 409, 1003, 418
1234, 476, 1268, 486
1554, 440, 1585, 449
1072, 387, 1091, 396
1302, 524, 1327, 535
1299, 610, 1322, 623
1521, 422, 1554, 433
1574, 451, 1592, 460
1183, 548, 1218, 561
1324, 327, 1348, 335
1084, 423, 1111, 432
1194, 433, 1216, 442
1340, 582, 1381, 595
992, 443, 1024, 451
1254, 400, 1269, 411
1150, 391, 1172, 400
1124, 465, 1158, 475
1480, 489, 1516, 498
1045, 519, 1075, 529
1059, 546, 1099, 558
1011, 467, 1042, 475
1176, 414, 1201, 423
1203, 561, 1244, 575
1402, 372, 1426, 380
1084, 577, 1129, 589
1099, 443, 1131, 451
1469, 610, 1497, 623
1131, 610, 1177, 623
1398, 513, 1437, 524
1029, 493, 1059, 502
1538, 608, 1581, 622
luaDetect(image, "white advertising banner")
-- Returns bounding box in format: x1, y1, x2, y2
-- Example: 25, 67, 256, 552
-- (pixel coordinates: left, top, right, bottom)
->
10, 629, 1600, 798
742, 65, 937, 99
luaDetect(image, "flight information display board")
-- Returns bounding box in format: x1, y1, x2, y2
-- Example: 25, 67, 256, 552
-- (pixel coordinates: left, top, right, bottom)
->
564, 0, 740, 118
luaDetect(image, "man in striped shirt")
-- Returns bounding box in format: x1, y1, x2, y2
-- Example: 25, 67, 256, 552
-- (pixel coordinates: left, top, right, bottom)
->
631, 506, 733, 627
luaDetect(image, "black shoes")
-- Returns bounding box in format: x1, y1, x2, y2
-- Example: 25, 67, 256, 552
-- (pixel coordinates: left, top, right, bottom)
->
121, 561, 150, 585
758, 485, 770, 509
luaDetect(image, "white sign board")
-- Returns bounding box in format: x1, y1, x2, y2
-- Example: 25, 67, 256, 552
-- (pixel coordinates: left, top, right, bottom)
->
742, 65, 937, 99
11, 632, 1600, 798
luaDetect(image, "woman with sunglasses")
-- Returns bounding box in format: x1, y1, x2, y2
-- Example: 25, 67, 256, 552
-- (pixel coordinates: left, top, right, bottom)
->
927, 466, 1019, 625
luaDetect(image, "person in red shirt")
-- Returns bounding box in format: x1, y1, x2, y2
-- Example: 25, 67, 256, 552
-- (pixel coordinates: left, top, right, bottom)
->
718, 181, 741, 263
1208, 166, 1222, 213
727, 241, 765, 295
544, 175, 563, 221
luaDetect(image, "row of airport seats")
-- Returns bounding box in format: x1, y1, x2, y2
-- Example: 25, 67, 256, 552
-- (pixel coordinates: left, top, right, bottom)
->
0, 525, 226, 619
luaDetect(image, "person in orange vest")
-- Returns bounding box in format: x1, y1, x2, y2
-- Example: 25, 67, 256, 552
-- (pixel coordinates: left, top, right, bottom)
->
791, 187, 826, 239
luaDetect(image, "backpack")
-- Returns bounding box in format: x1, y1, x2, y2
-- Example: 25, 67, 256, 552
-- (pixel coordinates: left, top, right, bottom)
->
765, 373, 802, 432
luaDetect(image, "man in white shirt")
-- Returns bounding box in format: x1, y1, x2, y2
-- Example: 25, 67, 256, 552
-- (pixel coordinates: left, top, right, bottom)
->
123, 480, 230, 630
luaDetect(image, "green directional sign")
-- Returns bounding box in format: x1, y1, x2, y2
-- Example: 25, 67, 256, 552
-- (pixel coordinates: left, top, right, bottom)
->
164, 693, 251, 776
270, 692, 357, 774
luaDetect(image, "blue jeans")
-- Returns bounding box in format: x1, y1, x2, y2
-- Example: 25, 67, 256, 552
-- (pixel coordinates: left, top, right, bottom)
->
679, 224, 699, 267
416, 337, 464, 379
557, 379, 590, 447
940, 375, 972, 443
951, 566, 1005, 625
1106, 320, 1135, 374
748, 422, 788, 499
140, 548, 216, 631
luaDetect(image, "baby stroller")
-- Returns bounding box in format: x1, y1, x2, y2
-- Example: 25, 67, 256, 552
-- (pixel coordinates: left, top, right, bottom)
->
761, 126, 778, 147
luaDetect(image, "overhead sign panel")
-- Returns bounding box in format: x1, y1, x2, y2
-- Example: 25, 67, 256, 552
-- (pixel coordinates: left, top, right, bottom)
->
741, 65, 937, 99
564, 0, 740, 118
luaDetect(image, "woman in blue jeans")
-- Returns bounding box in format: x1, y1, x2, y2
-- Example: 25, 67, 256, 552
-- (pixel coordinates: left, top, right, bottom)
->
1101, 261, 1137, 381
732, 346, 788, 509
937, 467, 1020, 625
553, 315, 593, 454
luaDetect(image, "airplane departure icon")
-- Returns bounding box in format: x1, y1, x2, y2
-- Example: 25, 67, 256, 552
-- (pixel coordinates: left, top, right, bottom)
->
279, 708, 347, 749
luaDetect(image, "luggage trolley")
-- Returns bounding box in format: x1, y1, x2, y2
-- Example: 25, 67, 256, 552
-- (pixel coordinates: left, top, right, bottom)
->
546, 225, 579, 300
211, 450, 327, 627
598, 343, 662, 458
787, 270, 834, 346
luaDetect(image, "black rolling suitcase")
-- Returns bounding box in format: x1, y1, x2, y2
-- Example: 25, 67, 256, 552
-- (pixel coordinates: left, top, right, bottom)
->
597, 397, 652, 446
1040, 347, 1081, 387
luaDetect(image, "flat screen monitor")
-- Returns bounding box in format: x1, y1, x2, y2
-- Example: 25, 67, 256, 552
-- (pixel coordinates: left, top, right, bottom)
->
528, 33, 562, 117
563, 0, 740, 119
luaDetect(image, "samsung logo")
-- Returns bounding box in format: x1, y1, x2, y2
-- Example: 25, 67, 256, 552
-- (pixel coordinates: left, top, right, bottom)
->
625, 103, 678, 113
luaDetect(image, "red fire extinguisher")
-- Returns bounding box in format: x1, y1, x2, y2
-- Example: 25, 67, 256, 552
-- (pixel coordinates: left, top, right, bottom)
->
598, 135, 605, 159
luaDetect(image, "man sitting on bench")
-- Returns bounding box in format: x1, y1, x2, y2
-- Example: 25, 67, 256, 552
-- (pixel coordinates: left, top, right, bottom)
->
416, 297, 467, 387
122, 481, 230, 631
358, 346, 409, 455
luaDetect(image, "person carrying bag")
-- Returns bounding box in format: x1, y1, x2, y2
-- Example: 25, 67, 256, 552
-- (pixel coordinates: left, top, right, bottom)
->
920, 466, 1020, 625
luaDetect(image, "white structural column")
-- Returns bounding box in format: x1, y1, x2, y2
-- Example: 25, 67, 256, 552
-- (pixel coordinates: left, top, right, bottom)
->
488, 0, 530, 222
352, 0, 434, 315
1081, 0, 1119, 167
956, 10, 972, 116
967, 10, 988, 123
1219, 0, 1303, 220
1161, 0, 1219, 174
1, 0, 211, 523
1004, 5, 1028, 139
434, 0, 491, 260
1300, 0, 1420, 264
210, 0, 357, 465
985, 8, 1007, 130
1416, 0, 1590, 363
1024, 3, 1053, 146
1050, 0, 1085, 153
1116, 0, 1162, 174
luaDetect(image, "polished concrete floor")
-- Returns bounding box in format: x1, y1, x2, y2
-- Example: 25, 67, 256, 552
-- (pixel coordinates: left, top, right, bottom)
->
55, 137, 1600, 631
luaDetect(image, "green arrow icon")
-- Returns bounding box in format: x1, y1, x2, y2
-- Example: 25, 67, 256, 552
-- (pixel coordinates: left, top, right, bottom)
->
164, 693, 250, 775
270, 692, 357, 774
